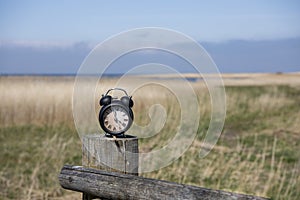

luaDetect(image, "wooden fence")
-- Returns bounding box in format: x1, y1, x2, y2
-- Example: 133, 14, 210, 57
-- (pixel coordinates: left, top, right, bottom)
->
58, 134, 270, 200
59, 165, 269, 200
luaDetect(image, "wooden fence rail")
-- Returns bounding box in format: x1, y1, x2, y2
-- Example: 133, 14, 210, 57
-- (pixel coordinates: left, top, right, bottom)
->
59, 165, 269, 200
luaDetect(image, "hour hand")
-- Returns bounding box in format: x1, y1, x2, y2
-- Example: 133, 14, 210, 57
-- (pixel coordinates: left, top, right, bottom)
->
113, 110, 118, 123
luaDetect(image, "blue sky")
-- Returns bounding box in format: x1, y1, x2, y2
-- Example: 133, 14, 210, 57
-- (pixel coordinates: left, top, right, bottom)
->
0, 0, 300, 74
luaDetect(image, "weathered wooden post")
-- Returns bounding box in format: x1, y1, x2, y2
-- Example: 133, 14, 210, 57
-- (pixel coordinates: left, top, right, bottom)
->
82, 134, 139, 199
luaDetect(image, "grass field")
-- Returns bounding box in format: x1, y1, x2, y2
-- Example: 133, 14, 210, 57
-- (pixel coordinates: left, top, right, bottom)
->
0, 74, 299, 200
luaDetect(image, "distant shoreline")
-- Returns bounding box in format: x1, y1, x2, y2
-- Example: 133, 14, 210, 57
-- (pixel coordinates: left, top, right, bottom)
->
1, 71, 299, 77
1, 72, 300, 86
0, 73, 122, 77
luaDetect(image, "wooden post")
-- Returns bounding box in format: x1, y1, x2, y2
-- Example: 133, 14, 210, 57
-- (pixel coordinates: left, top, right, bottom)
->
82, 134, 139, 199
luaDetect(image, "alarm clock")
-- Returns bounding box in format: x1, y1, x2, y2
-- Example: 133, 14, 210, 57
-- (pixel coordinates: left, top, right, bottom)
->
98, 88, 134, 136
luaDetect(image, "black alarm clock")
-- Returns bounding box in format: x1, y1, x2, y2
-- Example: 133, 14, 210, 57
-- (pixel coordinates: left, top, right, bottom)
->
99, 88, 134, 136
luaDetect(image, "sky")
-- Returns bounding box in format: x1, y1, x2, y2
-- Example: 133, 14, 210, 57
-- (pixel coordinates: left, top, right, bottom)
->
0, 0, 300, 74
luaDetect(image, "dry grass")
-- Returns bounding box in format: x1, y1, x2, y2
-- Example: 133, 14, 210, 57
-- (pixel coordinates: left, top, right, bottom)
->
0, 76, 74, 127
0, 74, 300, 199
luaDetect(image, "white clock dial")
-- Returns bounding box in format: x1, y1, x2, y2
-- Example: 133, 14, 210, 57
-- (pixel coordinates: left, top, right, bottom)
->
103, 106, 129, 133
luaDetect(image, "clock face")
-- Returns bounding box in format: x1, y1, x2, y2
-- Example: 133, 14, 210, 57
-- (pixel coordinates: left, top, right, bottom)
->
102, 105, 130, 134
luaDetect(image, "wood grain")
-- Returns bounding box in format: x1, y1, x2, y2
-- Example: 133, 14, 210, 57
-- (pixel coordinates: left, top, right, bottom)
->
82, 134, 138, 175
81, 134, 138, 199
59, 165, 270, 200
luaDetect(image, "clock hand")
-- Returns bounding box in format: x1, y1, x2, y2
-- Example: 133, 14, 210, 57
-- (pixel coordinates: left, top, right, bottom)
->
117, 120, 124, 127
113, 110, 118, 123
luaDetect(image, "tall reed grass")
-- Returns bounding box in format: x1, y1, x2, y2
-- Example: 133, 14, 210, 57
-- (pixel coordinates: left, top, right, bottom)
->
0, 76, 299, 199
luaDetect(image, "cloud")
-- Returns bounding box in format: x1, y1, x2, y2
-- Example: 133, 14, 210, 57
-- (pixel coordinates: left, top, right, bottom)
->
202, 38, 300, 73
0, 38, 299, 74
0, 40, 95, 49
0, 40, 93, 74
